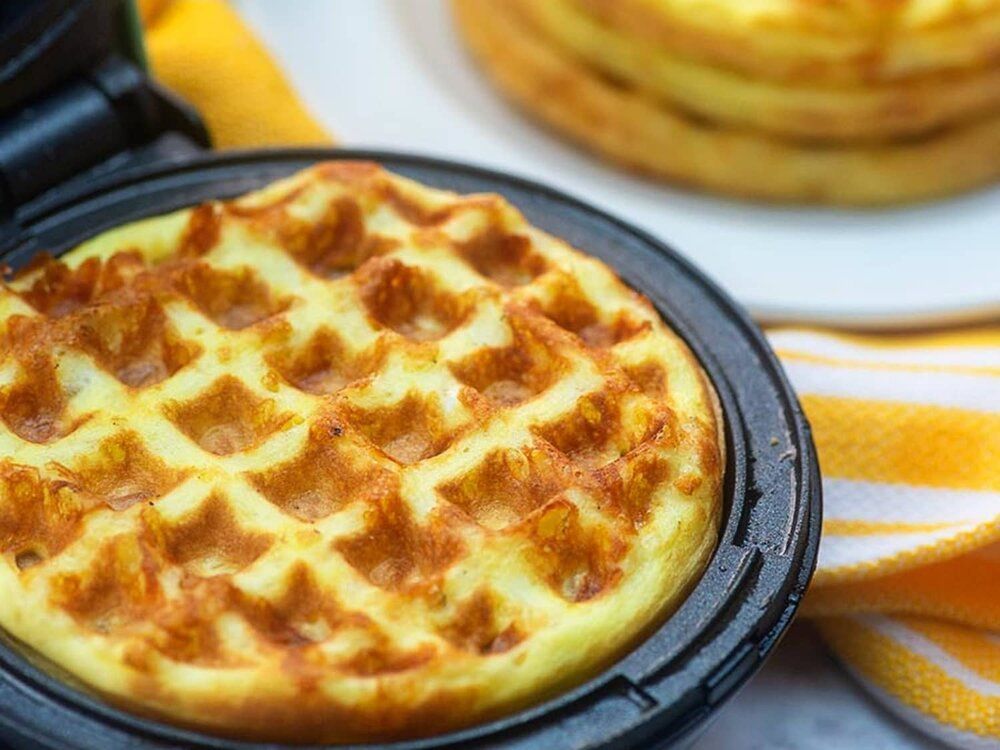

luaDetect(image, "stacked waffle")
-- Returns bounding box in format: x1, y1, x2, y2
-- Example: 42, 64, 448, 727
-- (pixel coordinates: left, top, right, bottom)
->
453, 0, 1000, 205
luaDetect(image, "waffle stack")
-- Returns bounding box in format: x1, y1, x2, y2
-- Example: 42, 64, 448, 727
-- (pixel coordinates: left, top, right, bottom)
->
0, 163, 722, 742
453, 0, 1000, 205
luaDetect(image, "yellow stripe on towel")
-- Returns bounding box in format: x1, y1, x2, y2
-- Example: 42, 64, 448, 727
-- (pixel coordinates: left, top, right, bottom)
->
804, 542, 1000, 630
823, 519, 970, 536
801, 396, 999, 491
818, 616, 999, 747
775, 348, 1000, 377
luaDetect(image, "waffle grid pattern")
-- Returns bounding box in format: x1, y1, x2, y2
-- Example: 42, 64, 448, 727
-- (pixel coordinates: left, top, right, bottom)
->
0, 162, 721, 742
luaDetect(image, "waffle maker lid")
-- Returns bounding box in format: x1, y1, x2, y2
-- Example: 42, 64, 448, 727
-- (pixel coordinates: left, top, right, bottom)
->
0, 3, 821, 748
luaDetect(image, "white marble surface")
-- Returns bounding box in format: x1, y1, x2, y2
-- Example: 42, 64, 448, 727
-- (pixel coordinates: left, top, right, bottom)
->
694, 624, 942, 750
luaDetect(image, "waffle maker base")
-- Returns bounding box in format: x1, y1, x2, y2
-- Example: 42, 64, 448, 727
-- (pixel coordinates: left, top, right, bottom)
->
0, 148, 821, 750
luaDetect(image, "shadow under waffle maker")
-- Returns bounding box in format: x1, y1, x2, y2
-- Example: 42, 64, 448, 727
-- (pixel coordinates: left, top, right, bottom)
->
0, 2, 820, 748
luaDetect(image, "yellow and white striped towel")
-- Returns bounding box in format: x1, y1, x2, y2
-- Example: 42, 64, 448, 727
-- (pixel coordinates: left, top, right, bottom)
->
770, 328, 1000, 748
138, 4, 999, 746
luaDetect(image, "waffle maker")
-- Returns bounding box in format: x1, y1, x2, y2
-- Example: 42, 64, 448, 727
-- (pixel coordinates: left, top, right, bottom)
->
0, 1, 821, 748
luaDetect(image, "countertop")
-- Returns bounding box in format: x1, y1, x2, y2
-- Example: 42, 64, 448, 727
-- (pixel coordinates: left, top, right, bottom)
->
695, 624, 942, 749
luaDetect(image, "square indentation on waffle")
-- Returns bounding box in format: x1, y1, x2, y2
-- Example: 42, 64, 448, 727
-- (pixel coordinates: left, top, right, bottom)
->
0, 462, 99, 568
450, 210, 549, 287
64, 295, 201, 388
447, 311, 567, 407
239, 563, 358, 647
55, 431, 187, 512
436, 440, 574, 530
247, 414, 398, 522
621, 359, 670, 400
164, 375, 296, 456
592, 447, 675, 528
50, 533, 162, 634
144, 491, 274, 577
532, 389, 668, 471
230, 191, 400, 280
521, 497, 626, 602
0, 322, 77, 444
224, 563, 413, 657
526, 272, 649, 349
340, 382, 475, 466
335, 491, 463, 591
266, 327, 384, 396
435, 588, 524, 655
14, 252, 146, 318
172, 262, 292, 330
356, 257, 473, 342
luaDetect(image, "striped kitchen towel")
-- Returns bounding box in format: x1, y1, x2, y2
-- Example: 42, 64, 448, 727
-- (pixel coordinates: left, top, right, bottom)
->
770, 327, 1000, 748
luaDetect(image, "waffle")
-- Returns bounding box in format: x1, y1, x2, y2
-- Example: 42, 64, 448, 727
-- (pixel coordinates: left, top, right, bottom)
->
454, 0, 1000, 205
0, 162, 723, 743
576, 0, 1000, 83
519, 0, 1000, 141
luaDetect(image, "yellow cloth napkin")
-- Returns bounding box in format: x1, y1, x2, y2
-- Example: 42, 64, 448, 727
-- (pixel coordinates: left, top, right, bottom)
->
139, 3, 999, 746
139, 0, 329, 147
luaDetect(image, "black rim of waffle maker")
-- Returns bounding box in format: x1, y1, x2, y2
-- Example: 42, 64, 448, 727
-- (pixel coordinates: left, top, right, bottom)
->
0, 147, 823, 750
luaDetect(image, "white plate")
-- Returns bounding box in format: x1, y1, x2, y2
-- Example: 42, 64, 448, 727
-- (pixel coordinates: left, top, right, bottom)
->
236, 0, 1000, 327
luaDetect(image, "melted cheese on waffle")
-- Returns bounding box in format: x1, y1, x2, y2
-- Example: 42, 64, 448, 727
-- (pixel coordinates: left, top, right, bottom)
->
0, 162, 722, 743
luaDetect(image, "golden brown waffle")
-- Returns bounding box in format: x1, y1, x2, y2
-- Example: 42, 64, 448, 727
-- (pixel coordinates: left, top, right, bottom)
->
453, 0, 1000, 205
518, 0, 1000, 141
0, 162, 722, 743
575, 0, 1000, 83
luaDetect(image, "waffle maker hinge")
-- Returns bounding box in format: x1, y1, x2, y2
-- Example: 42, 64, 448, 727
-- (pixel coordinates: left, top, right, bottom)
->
0, 0, 208, 228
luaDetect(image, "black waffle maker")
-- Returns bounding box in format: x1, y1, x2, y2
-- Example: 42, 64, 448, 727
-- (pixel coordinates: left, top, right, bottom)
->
0, 1, 821, 748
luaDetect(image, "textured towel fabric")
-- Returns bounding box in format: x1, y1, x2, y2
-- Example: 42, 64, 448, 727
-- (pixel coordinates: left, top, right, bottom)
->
135, 4, 998, 746
771, 328, 1000, 748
